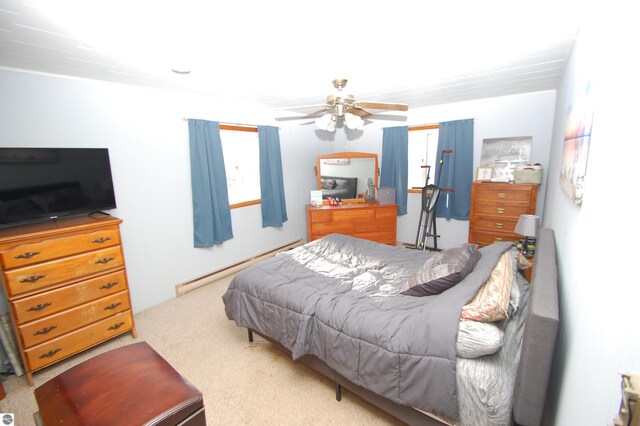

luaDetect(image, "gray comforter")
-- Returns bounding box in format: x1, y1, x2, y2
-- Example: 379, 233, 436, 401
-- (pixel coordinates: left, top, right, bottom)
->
222, 234, 513, 421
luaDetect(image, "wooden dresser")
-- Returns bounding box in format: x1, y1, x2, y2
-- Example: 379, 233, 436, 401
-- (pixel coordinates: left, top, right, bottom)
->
0, 215, 136, 385
468, 183, 538, 246
306, 202, 397, 245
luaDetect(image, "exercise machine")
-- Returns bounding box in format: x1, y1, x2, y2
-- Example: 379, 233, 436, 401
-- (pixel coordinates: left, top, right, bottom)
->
412, 149, 453, 251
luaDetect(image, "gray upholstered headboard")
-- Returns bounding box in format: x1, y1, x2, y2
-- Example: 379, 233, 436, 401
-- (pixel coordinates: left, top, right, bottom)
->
513, 228, 559, 425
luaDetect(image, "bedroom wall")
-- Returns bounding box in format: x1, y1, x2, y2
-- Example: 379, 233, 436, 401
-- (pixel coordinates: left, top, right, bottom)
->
540, 13, 639, 425
0, 68, 324, 313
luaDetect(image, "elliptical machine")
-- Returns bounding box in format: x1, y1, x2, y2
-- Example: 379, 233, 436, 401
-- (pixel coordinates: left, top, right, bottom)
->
412, 149, 453, 251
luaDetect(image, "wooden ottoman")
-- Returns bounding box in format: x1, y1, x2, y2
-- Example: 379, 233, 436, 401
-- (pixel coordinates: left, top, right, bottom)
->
34, 342, 205, 425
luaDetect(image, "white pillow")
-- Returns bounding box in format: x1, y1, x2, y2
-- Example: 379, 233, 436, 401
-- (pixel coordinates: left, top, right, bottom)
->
456, 320, 504, 359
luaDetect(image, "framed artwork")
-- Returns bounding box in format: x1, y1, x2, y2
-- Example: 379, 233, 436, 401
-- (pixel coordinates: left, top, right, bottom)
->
559, 81, 594, 205
476, 167, 493, 182
480, 136, 532, 182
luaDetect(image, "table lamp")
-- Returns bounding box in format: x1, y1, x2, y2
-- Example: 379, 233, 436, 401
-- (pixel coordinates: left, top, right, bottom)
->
515, 214, 540, 258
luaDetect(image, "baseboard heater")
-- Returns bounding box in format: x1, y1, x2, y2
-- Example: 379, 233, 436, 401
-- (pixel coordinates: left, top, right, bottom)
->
175, 239, 304, 297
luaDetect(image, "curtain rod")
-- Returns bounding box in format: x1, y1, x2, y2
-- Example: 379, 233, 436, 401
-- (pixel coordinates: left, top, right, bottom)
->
182, 117, 279, 129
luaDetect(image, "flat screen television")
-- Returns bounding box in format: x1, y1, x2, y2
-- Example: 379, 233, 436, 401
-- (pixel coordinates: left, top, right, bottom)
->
0, 148, 117, 227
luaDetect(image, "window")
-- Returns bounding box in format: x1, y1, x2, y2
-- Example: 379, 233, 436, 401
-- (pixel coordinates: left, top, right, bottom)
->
408, 125, 439, 192
220, 125, 261, 208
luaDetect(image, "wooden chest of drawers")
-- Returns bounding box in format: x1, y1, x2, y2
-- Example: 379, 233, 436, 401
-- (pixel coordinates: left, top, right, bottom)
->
307, 202, 397, 245
468, 183, 538, 246
0, 215, 136, 384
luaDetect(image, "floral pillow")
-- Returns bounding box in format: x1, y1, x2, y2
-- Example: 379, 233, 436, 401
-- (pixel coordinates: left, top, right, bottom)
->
460, 250, 513, 322
402, 244, 481, 297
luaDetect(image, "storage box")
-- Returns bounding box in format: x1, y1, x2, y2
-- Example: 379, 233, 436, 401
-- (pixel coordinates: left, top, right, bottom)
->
376, 187, 396, 205
514, 165, 543, 184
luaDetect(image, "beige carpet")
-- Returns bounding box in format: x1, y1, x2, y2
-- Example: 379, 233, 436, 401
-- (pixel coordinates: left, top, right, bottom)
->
0, 275, 402, 425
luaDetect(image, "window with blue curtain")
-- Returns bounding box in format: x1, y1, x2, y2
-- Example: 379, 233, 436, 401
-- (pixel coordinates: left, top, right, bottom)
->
380, 126, 409, 215
188, 119, 233, 247
434, 119, 474, 220
258, 126, 288, 227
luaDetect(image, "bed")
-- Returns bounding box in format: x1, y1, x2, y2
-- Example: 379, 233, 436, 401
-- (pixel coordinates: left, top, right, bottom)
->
222, 228, 558, 425
320, 175, 358, 199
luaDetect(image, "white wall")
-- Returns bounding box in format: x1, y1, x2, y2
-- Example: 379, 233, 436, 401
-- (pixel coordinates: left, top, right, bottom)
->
541, 12, 640, 425
0, 69, 323, 313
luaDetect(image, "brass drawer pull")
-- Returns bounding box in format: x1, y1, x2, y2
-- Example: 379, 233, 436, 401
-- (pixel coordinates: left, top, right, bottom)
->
27, 302, 52, 312
100, 281, 119, 290
34, 325, 58, 336
92, 237, 112, 244
15, 251, 41, 260
108, 322, 125, 331
497, 192, 507, 198
494, 237, 503, 241
95, 257, 115, 265
495, 223, 504, 229
20, 274, 46, 283
496, 208, 505, 214
39, 348, 61, 359
104, 302, 122, 311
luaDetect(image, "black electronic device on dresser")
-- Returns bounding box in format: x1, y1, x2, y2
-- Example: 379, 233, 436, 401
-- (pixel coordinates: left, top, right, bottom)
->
0, 148, 117, 227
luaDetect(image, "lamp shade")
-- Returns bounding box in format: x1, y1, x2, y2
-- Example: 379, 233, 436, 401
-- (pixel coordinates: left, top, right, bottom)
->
514, 214, 540, 237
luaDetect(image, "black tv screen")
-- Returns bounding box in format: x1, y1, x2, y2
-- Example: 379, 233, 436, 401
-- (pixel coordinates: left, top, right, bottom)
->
0, 148, 117, 227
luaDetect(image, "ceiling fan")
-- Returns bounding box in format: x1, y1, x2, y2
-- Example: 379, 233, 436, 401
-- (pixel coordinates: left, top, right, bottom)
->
276, 79, 409, 131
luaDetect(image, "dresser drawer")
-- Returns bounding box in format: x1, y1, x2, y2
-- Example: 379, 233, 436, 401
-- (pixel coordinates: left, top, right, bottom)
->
472, 217, 519, 233
309, 210, 333, 223
3, 246, 124, 297
332, 208, 375, 222
12, 270, 128, 324
473, 184, 536, 203
469, 229, 521, 246
25, 310, 133, 372
375, 206, 397, 219
473, 202, 533, 218
311, 222, 355, 236
355, 219, 396, 233
0, 228, 120, 270
357, 232, 396, 245
19, 291, 131, 348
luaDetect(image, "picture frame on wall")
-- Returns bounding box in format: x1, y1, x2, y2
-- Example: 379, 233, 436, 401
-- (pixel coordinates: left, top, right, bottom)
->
560, 81, 594, 206
476, 166, 494, 182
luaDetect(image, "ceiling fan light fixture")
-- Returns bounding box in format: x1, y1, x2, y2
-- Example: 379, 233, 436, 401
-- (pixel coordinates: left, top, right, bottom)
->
315, 113, 336, 132
344, 112, 364, 130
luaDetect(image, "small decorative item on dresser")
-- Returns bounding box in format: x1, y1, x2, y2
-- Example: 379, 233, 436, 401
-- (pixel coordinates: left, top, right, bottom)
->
476, 166, 494, 182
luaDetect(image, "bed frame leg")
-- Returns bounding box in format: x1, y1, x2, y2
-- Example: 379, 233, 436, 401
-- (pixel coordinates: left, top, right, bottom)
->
336, 383, 342, 401
248, 329, 253, 343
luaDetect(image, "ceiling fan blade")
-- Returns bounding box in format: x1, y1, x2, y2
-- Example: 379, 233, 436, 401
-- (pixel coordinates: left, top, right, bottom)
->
276, 104, 329, 113
366, 114, 408, 122
275, 107, 330, 121
357, 102, 409, 112
346, 107, 373, 119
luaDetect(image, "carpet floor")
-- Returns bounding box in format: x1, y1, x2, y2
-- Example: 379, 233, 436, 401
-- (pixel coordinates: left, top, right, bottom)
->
0, 275, 402, 425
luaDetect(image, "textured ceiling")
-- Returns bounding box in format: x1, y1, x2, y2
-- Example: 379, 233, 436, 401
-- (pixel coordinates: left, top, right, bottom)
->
0, 1, 584, 115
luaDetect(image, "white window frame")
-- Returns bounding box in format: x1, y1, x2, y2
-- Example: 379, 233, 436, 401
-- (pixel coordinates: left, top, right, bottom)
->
408, 125, 439, 192
220, 125, 261, 209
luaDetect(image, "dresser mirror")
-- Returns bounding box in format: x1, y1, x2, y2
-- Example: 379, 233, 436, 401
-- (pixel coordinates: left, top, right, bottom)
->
316, 152, 378, 202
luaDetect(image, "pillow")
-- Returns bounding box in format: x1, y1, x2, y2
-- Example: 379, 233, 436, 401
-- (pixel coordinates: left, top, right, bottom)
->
402, 244, 481, 296
456, 320, 505, 358
515, 249, 532, 271
321, 178, 336, 190
460, 251, 513, 322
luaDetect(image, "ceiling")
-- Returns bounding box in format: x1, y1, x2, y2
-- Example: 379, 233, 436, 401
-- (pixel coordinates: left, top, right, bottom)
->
0, 1, 584, 115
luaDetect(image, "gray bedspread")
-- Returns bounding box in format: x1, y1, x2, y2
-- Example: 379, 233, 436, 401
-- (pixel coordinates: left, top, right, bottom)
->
222, 234, 513, 421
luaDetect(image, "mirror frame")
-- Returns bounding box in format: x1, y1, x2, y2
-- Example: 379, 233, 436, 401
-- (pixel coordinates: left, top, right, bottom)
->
316, 151, 379, 203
